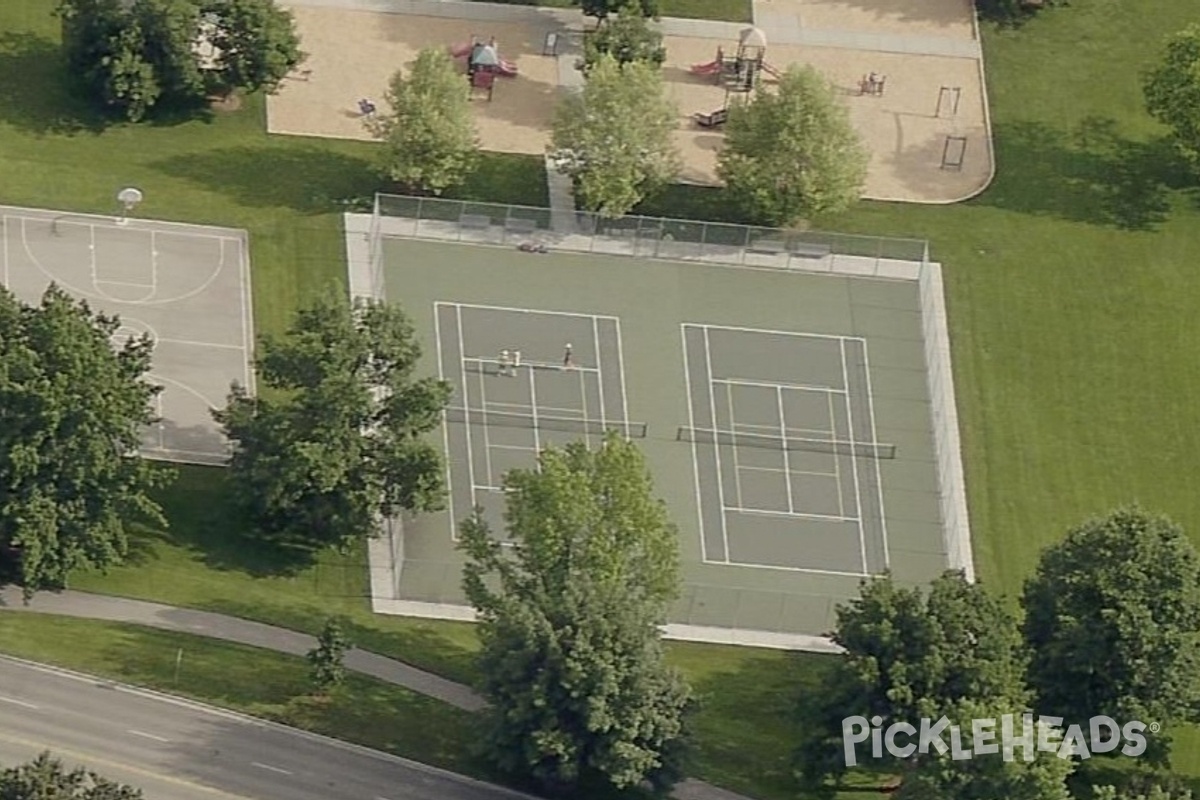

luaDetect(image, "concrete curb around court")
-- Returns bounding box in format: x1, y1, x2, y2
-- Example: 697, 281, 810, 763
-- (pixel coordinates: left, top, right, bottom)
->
0, 588, 755, 800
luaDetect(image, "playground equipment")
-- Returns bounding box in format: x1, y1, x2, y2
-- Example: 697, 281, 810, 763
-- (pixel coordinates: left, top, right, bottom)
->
689, 27, 777, 95
450, 37, 518, 78
693, 108, 729, 129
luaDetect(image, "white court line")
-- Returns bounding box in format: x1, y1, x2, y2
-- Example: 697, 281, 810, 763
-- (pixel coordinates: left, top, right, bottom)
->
828, 390, 846, 518
464, 355, 600, 375
95, 279, 153, 290
472, 484, 511, 494
732, 419, 831, 436
614, 318, 630, 437
776, 385, 796, 514
713, 376, 846, 395
128, 729, 170, 743
680, 326, 709, 563
0, 695, 38, 709
725, 381, 744, 508
698, 322, 866, 345
154, 337, 246, 351
702, 327, 731, 563
714, 556, 871, 578
250, 762, 291, 776
432, 303, 456, 543
450, 301, 620, 323
860, 341, 891, 570
486, 400, 584, 416
454, 307, 479, 516
725, 506, 859, 524
7, 208, 240, 240
483, 444, 538, 453
235, 236, 254, 395
840, 338, 869, 574
476, 365, 495, 487
527, 364, 543, 454
591, 316, 606, 437
738, 464, 838, 479
150, 229, 158, 300
578, 359, 592, 448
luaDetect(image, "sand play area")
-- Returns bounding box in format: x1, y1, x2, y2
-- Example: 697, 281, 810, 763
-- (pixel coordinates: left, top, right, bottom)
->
270, 0, 992, 203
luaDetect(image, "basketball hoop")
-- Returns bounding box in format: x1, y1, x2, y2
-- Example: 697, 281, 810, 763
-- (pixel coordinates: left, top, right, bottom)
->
116, 187, 143, 226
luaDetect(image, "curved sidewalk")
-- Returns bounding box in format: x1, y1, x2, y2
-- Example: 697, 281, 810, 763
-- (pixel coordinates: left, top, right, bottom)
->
0, 587, 749, 800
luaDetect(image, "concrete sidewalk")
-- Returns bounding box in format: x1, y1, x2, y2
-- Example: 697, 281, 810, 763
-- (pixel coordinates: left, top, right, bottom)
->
0, 588, 754, 800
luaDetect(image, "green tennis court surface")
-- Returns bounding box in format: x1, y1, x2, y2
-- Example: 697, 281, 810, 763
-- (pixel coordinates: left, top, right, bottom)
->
381, 237, 952, 643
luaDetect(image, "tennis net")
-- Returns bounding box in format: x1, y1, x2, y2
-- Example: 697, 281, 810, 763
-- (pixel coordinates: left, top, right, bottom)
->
677, 427, 895, 459
444, 407, 648, 438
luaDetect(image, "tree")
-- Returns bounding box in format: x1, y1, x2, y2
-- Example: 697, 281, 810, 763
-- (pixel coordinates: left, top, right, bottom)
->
580, 0, 659, 21
795, 572, 1038, 791
55, 0, 303, 121
0, 751, 142, 799
368, 48, 479, 195
307, 617, 353, 695
0, 285, 170, 596
459, 434, 693, 795
198, 0, 304, 99
717, 64, 867, 226
214, 290, 450, 555
58, 0, 163, 122
1143, 24, 1200, 166
975, 0, 1066, 25
1022, 507, 1200, 765
583, 2, 665, 70
550, 53, 679, 217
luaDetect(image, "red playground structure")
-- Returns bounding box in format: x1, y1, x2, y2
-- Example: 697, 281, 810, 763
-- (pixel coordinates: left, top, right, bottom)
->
449, 37, 518, 78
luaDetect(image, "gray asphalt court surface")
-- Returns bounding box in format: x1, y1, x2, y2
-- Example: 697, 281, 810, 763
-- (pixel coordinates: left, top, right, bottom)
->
385, 237, 948, 638
0, 206, 254, 465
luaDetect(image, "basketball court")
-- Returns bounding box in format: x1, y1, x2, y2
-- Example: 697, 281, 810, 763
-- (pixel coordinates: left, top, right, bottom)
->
0, 205, 254, 465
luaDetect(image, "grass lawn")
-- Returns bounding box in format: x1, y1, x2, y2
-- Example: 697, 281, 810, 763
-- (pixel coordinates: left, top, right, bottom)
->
0, 612, 482, 776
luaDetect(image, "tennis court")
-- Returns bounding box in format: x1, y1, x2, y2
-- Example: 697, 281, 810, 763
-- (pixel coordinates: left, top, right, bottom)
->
436, 302, 639, 539
682, 325, 888, 576
0, 205, 254, 465
359, 209, 967, 648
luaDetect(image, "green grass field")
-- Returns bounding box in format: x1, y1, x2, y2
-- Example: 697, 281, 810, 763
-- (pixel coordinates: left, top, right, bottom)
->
5, 0, 1200, 794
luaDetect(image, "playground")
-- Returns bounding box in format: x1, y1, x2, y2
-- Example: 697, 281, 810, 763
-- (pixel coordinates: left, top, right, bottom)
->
270, 0, 991, 202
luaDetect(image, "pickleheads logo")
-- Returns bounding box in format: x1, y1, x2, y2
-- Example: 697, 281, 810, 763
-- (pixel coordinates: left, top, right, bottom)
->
842, 714, 1155, 766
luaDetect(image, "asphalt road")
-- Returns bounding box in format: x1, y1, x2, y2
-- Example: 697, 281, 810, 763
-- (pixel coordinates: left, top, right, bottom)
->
0, 657, 528, 800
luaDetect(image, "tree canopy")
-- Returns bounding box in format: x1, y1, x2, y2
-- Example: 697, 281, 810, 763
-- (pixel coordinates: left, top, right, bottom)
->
579, 0, 659, 20
307, 616, 353, 695
795, 572, 1060, 795
56, 0, 303, 121
368, 47, 480, 196
1143, 24, 1200, 166
583, 3, 666, 70
1022, 507, 1200, 765
0, 285, 169, 596
550, 53, 679, 217
717, 64, 867, 225
214, 290, 450, 556
459, 434, 692, 795
0, 751, 142, 799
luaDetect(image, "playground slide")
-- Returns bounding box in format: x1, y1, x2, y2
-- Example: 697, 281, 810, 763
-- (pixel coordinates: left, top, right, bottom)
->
761, 62, 782, 78
498, 59, 518, 76
449, 41, 473, 58
690, 59, 721, 75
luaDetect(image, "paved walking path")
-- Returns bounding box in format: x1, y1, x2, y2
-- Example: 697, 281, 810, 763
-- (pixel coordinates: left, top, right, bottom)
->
0, 588, 751, 800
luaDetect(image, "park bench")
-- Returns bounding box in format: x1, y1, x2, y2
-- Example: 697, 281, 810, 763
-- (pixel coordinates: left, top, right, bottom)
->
788, 241, 832, 259
459, 214, 492, 230
506, 217, 538, 235
693, 108, 728, 128
747, 239, 786, 255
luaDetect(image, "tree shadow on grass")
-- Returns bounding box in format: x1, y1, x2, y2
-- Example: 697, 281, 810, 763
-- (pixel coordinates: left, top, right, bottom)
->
124, 464, 328, 578
150, 145, 380, 214
978, 116, 1192, 231
0, 33, 108, 136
